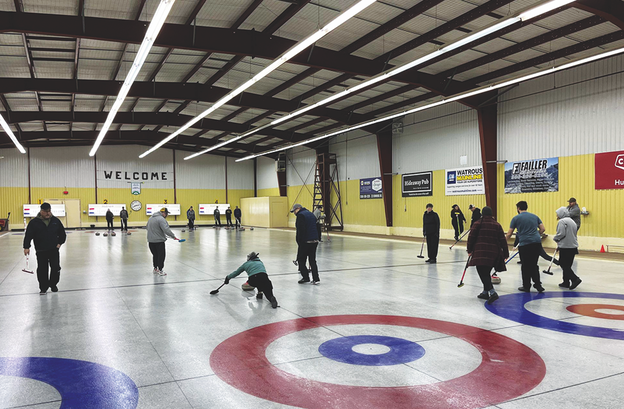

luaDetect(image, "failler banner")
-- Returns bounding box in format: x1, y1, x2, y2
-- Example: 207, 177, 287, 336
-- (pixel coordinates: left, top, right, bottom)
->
596, 150, 624, 190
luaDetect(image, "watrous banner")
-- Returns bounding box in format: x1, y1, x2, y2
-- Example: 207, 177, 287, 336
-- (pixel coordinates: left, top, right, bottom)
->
504, 157, 559, 193
445, 167, 484, 196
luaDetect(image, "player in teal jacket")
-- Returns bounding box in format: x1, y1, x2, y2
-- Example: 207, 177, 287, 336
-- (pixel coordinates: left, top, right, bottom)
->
226, 252, 278, 308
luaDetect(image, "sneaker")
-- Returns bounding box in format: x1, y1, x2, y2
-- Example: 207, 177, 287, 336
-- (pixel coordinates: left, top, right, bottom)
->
39, 290, 47, 295
270, 297, 279, 308
518, 287, 530, 292
425, 259, 432, 263
153, 268, 159, 274
256, 292, 263, 300
158, 270, 167, 276
517, 260, 522, 264
558, 282, 570, 288
428, 259, 436, 264
477, 292, 489, 300
487, 292, 499, 304
298, 278, 310, 284
312, 280, 320, 285
553, 259, 560, 266
534, 284, 545, 293
570, 278, 582, 290
50, 286, 58, 293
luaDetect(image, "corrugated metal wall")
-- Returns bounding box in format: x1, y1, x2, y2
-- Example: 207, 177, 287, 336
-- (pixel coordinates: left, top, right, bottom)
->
175, 150, 225, 190
330, 131, 380, 182
227, 156, 254, 190
256, 156, 278, 191
394, 102, 481, 174
0, 148, 28, 187
286, 148, 316, 187
30, 146, 94, 188
499, 54, 624, 161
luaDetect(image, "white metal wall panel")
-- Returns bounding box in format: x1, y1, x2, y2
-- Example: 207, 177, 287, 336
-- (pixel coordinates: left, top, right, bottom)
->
0, 148, 28, 187
96, 146, 173, 189
175, 150, 225, 190
394, 103, 481, 174
330, 131, 380, 182
227, 157, 254, 190
30, 146, 95, 188
256, 156, 278, 191
499, 54, 624, 161
286, 148, 316, 187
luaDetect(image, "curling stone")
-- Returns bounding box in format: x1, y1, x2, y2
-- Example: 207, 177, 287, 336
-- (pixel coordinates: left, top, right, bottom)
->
103, 233, 108, 237
182, 229, 185, 232
491, 274, 501, 284
250, 227, 254, 230
127, 232, 132, 235
95, 232, 100, 236
111, 232, 116, 237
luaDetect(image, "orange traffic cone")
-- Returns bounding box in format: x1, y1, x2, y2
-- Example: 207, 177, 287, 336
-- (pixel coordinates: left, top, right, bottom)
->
600, 245, 606, 253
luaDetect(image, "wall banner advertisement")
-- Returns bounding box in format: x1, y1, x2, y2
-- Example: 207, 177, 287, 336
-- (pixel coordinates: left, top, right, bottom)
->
504, 157, 559, 193
445, 167, 485, 196
402, 172, 432, 197
596, 150, 624, 190
360, 177, 383, 199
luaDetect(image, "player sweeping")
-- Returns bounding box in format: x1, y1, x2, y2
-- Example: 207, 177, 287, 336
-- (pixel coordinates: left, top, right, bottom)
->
225, 252, 279, 308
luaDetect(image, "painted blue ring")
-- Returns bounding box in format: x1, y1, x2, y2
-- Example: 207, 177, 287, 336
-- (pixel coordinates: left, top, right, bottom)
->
485, 292, 624, 340
0, 357, 139, 408
318, 335, 425, 366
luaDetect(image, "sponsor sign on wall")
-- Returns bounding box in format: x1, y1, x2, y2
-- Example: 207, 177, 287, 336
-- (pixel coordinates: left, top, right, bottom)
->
198, 204, 231, 215
23, 204, 66, 217
445, 167, 485, 196
88, 204, 127, 217
402, 172, 432, 197
504, 157, 559, 193
360, 177, 383, 199
596, 150, 624, 190
146, 204, 181, 216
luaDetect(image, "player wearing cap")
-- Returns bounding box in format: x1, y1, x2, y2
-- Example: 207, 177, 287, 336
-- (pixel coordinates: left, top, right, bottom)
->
468, 204, 481, 228
225, 252, 278, 308
146, 207, 178, 276
291, 203, 320, 284
566, 197, 581, 231
23, 202, 67, 294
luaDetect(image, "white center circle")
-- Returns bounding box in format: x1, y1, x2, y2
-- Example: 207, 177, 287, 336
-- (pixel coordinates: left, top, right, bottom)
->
595, 309, 624, 315
351, 343, 392, 355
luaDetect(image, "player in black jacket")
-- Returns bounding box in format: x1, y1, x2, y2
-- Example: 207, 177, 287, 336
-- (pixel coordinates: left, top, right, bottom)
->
23, 203, 67, 294
423, 203, 440, 263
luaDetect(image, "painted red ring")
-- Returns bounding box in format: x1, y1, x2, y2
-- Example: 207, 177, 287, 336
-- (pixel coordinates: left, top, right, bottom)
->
567, 304, 624, 320
210, 315, 545, 409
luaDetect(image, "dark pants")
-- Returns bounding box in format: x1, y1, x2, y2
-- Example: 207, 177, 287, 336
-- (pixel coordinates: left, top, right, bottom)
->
106, 220, 113, 230
316, 224, 322, 241
148, 242, 166, 270
559, 248, 579, 285
36, 248, 61, 292
121, 219, 128, 231
426, 234, 439, 261
452, 221, 464, 241
214, 216, 221, 226
188, 219, 194, 229
248, 273, 275, 300
226, 215, 233, 226
235, 217, 241, 228
476, 265, 493, 293
518, 243, 541, 289
297, 242, 319, 281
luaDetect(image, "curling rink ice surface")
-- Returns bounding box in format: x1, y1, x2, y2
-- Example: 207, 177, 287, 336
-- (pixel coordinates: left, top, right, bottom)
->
1, 227, 624, 409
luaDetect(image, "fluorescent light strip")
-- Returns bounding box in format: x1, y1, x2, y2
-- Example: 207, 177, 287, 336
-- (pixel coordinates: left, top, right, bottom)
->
519, 0, 575, 21
140, 0, 377, 159
206, 0, 575, 154
236, 45, 624, 162
0, 113, 26, 154
89, 0, 176, 157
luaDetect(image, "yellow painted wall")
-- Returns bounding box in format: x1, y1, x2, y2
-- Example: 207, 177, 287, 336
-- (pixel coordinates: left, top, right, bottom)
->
31, 187, 96, 224
0, 187, 29, 228
257, 188, 280, 197
97, 188, 175, 223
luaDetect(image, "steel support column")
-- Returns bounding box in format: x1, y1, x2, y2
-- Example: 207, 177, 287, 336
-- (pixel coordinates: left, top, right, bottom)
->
376, 126, 393, 227
477, 103, 498, 218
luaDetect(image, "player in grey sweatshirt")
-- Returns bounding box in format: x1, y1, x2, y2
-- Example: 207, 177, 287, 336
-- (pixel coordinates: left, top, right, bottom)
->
146, 208, 178, 275
553, 207, 581, 290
